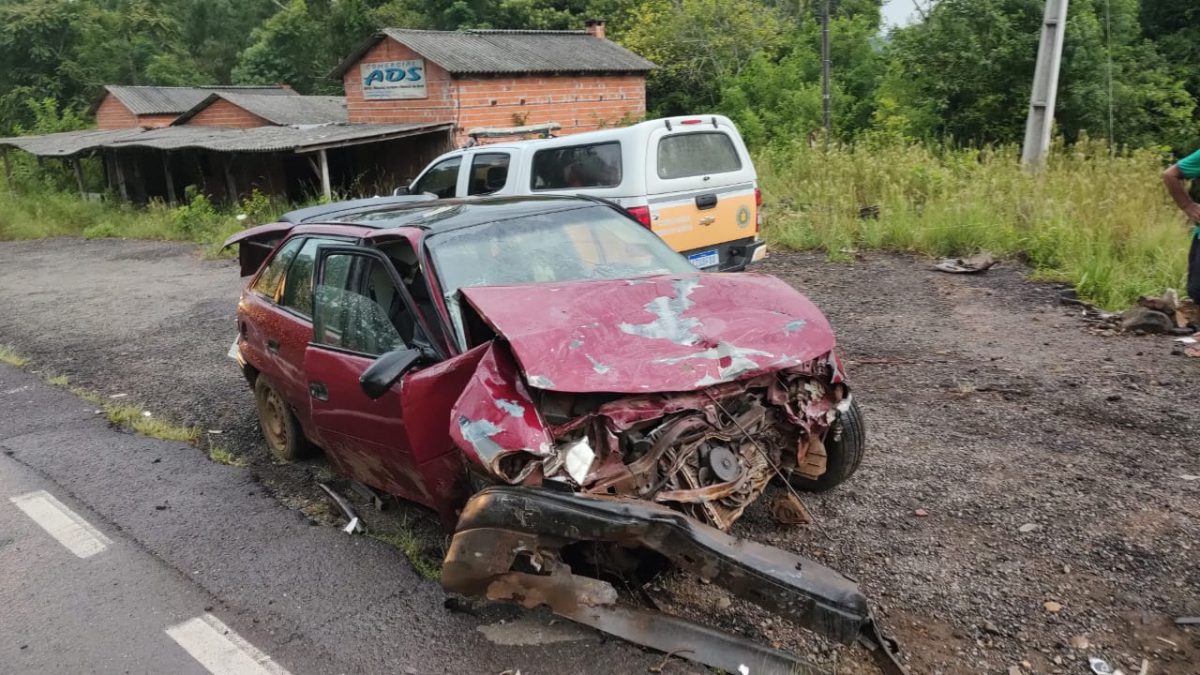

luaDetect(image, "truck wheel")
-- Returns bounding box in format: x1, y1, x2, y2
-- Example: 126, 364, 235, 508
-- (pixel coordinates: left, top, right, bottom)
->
789, 399, 865, 492
254, 376, 311, 462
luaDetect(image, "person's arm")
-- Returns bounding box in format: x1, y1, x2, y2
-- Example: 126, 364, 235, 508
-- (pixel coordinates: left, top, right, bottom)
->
1162, 165, 1200, 221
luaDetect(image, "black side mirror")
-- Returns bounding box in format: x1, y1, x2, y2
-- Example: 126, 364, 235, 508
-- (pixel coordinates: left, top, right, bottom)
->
359, 347, 423, 399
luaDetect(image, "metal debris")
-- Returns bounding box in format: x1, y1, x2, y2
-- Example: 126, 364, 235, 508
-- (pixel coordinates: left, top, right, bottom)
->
443, 486, 909, 675
768, 492, 814, 525
933, 252, 997, 274
317, 483, 363, 534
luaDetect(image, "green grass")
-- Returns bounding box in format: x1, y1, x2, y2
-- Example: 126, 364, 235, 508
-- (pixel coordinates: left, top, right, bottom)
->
45, 372, 69, 387
757, 139, 1190, 310
0, 187, 295, 250
369, 528, 444, 581
208, 445, 248, 467
0, 344, 30, 367
103, 402, 200, 442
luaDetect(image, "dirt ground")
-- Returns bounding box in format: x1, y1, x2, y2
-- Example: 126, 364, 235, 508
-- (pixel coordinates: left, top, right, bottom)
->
1, 238, 1197, 675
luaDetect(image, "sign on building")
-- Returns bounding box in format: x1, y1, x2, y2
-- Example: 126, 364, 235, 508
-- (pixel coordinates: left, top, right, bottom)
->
361, 60, 427, 100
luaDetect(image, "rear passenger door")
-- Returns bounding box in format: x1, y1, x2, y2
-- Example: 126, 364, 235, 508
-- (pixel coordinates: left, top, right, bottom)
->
240, 235, 350, 438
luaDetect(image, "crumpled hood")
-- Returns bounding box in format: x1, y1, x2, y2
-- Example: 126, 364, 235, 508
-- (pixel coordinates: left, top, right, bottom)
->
459, 273, 835, 394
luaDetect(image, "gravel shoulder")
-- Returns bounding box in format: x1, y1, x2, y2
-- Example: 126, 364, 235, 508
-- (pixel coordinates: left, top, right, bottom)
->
1, 238, 1197, 674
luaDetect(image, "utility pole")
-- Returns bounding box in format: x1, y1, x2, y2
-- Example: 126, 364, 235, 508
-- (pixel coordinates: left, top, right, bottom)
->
1021, 0, 1069, 167
821, 0, 832, 146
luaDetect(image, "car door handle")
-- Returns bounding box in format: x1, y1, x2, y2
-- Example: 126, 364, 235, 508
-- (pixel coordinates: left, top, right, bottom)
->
267, 338, 280, 353
309, 382, 329, 401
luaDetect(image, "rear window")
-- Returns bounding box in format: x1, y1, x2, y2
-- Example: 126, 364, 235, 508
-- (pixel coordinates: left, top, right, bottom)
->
531, 142, 622, 190
656, 132, 742, 179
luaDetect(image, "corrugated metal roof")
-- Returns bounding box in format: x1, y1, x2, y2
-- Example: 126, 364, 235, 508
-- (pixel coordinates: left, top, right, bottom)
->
0, 123, 451, 157
0, 128, 147, 157
173, 93, 348, 126
104, 85, 295, 116
331, 29, 656, 77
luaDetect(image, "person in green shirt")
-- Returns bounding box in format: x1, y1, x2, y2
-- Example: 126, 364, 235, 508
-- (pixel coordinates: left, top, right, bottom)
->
1162, 149, 1200, 301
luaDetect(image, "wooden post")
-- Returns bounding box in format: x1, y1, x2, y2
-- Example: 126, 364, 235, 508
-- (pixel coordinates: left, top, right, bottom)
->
224, 155, 238, 203
130, 153, 145, 203
2, 149, 12, 191
318, 148, 331, 201
71, 157, 85, 197
114, 153, 129, 201
161, 153, 177, 204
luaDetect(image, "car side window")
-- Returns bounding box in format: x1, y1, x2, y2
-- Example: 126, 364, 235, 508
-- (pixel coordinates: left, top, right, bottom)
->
279, 237, 341, 317
251, 237, 304, 299
411, 157, 461, 198
468, 153, 510, 195
313, 253, 409, 357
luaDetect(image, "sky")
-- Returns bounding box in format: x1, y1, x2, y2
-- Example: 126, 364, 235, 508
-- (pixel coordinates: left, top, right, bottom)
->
881, 0, 922, 28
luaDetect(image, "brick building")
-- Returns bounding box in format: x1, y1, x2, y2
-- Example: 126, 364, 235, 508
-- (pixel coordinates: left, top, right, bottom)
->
331, 24, 654, 144
94, 85, 294, 129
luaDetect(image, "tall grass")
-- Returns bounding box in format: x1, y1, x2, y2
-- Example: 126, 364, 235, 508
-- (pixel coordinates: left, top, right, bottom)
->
757, 140, 1189, 309
0, 187, 295, 255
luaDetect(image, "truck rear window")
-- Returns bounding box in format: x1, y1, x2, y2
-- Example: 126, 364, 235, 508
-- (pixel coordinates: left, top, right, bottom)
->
656, 132, 742, 179
531, 142, 622, 190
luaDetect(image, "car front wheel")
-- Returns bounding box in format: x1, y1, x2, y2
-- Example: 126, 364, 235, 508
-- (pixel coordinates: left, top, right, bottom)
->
254, 376, 311, 462
788, 399, 865, 492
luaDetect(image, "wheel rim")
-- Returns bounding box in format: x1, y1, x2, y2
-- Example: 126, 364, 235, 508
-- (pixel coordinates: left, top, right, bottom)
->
258, 386, 289, 453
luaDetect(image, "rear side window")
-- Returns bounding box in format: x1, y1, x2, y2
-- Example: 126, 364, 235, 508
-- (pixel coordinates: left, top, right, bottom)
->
656, 132, 742, 179
251, 237, 304, 299
280, 238, 344, 317
468, 153, 510, 195
531, 142, 621, 190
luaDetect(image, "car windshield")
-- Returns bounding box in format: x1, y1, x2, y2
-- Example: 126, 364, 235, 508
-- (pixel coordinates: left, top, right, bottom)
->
426, 204, 697, 345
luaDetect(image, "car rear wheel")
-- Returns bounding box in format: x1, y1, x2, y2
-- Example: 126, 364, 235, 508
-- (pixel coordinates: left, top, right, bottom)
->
788, 399, 865, 492
254, 376, 310, 462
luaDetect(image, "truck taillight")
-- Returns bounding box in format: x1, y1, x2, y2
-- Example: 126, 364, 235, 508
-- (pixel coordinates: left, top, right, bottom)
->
627, 205, 652, 228
754, 188, 763, 232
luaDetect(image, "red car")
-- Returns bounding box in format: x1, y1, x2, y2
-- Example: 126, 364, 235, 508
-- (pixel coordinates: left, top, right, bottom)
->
226, 196, 898, 674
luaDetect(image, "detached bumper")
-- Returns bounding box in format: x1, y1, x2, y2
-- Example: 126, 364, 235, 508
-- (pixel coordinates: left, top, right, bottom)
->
442, 487, 894, 674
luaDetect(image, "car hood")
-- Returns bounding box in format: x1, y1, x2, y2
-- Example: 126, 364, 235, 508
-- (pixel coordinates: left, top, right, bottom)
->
460, 273, 835, 394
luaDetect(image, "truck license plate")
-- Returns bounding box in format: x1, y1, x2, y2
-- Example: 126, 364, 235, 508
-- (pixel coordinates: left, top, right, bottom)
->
687, 249, 720, 270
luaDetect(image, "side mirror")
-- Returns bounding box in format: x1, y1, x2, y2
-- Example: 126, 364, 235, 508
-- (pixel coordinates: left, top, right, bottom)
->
359, 347, 423, 399
392, 182, 411, 196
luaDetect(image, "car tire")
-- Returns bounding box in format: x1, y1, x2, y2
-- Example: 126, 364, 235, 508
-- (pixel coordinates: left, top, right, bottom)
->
788, 399, 865, 492
253, 376, 311, 462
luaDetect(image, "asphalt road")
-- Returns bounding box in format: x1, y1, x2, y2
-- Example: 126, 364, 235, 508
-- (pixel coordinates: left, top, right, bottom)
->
0, 364, 664, 674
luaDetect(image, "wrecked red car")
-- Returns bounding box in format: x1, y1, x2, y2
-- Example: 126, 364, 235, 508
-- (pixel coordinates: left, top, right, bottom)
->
226, 196, 899, 674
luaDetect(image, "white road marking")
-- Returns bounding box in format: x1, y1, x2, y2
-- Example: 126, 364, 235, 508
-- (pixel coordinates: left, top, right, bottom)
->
166, 614, 291, 675
9, 490, 111, 558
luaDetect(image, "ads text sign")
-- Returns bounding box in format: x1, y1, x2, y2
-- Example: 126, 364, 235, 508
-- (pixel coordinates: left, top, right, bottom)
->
361, 60, 426, 100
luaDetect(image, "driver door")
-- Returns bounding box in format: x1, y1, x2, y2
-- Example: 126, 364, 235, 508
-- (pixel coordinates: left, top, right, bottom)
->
303, 245, 436, 508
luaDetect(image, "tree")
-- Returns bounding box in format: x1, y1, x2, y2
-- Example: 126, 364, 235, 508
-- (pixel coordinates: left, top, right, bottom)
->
878, 0, 1194, 148
623, 0, 789, 116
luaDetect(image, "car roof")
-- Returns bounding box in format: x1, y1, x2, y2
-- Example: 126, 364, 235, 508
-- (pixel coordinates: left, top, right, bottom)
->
303, 195, 611, 234
279, 194, 436, 223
